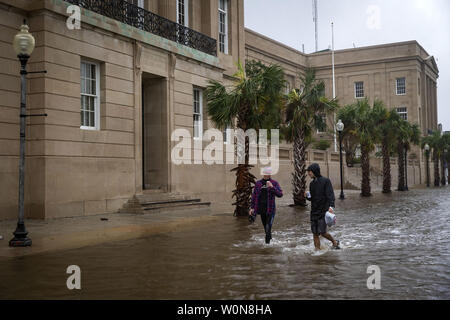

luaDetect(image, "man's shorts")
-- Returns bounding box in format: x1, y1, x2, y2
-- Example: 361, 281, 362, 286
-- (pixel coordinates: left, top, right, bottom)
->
311, 217, 327, 235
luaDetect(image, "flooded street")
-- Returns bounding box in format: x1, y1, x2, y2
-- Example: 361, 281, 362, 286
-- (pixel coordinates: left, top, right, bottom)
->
1, 187, 449, 300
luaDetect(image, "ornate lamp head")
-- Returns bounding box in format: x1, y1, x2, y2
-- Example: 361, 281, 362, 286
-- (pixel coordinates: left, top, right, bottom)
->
13, 20, 35, 56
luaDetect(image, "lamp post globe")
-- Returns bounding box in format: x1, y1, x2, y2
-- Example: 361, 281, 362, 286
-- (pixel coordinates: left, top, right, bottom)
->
13, 21, 35, 57
336, 119, 344, 132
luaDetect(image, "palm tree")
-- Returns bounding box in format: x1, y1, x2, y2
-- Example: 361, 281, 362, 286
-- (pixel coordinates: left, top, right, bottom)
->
352, 98, 381, 197
395, 120, 408, 191
443, 133, 450, 185
422, 130, 442, 187
205, 60, 285, 216
371, 100, 393, 193
283, 68, 339, 206
444, 133, 450, 185
395, 120, 420, 191
438, 132, 450, 186
404, 123, 421, 189
336, 103, 359, 167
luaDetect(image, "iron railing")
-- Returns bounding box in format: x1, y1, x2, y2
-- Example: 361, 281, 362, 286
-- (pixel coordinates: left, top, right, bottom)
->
65, 0, 217, 56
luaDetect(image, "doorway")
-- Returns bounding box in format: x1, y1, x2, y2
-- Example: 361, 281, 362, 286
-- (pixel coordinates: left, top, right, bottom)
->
142, 74, 169, 191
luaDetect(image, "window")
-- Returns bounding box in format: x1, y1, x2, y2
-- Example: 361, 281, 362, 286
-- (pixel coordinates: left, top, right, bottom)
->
396, 107, 408, 121
317, 113, 327, 133
218, 0, 228, 54
177, 0, 188, 26
355, 81, 364, 98
223, 125, 231, 144
193, 88, 203, 139
127, 0, 144, 7
80, 60, 100, 130
125, 0, 144, 18
396, 77, 406, 95
285, 81, 291, 95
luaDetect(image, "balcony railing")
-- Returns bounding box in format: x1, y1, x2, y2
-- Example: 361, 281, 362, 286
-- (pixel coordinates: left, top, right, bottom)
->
65, 0, 217, 56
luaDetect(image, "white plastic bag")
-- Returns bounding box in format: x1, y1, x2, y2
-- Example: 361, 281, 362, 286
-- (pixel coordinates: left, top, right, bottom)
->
325, 211, 336, 227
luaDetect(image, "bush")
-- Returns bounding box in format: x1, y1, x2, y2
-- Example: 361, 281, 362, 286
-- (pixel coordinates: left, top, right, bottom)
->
312, 140, 331, 150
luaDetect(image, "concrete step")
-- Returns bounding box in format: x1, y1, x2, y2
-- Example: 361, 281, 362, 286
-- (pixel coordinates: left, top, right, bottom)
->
135, 192, 190, 203
119, 192, 211, 214
141, 198, 202, 208
143, 201, 211, 212
141, 204, 212, 216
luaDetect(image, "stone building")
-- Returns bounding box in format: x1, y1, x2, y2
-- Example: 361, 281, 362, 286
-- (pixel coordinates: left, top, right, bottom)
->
0, 0, 439, 220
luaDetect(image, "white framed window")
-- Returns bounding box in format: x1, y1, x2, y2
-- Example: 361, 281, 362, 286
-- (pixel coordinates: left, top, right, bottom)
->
218, 0, 228, 54
396, 77, 406, 95
177, 0, 189, 26
80, 60, 100, 130
396, 107, 408, 121
193, 88, 203, 139
354, 81, 364, 98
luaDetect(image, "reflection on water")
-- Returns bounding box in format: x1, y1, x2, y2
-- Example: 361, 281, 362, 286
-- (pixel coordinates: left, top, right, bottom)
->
0, 188, 449, 299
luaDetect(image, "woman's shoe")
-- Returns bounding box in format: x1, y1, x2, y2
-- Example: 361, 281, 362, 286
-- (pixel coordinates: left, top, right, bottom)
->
332, 240, 340, 250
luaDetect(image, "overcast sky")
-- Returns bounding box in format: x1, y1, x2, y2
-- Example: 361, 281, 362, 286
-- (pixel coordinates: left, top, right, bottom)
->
244, 0, 449, 131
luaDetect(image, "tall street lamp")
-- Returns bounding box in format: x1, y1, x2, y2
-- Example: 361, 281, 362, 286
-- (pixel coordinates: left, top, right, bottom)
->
336, 119, 345, 200
425, 143, 430, 188
404, 145, 409, 191
9, 20, 36, 247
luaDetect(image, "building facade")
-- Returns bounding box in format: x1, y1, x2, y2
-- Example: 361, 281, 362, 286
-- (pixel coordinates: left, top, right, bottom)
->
0, 0, 439, 220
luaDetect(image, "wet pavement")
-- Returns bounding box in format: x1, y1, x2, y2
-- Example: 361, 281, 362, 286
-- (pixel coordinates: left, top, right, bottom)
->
0, 187, 449, 299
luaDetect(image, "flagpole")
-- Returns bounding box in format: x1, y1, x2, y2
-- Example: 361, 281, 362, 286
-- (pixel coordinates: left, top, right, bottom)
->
332, 22, 337, 152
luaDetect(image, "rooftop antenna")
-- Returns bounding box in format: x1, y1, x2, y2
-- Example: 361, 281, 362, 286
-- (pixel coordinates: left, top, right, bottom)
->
313, 0, 318, 52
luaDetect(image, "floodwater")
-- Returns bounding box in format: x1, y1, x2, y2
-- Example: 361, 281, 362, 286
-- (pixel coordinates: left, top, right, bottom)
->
0, 187, 449, 300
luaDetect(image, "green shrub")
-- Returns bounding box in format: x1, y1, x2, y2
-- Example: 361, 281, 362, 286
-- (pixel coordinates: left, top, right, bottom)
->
312, 140, 331, 151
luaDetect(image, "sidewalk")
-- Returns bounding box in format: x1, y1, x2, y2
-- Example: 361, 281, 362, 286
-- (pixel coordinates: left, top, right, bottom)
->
0, 205, 233, 259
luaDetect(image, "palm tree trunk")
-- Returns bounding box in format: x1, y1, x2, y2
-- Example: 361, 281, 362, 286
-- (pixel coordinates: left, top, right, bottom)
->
397, 142, 406, 191
292, 128, 307, 206
441, 155, 446, 186
232, 118, 256, 217
382, 138, 391, 193
344, 139, 355, 167
231, 163, 255, 216
361, 143, 371, 197
433, 152, 440, 187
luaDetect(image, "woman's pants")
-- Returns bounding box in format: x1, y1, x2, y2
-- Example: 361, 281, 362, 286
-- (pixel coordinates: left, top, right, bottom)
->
260, 212, 274, 237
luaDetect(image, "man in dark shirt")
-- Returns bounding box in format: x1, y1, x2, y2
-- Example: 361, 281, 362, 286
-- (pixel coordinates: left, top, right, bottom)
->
305, 163, 340, 251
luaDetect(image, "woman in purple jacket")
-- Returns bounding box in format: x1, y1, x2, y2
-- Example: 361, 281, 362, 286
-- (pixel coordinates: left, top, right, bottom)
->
249, 167, 283, 244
